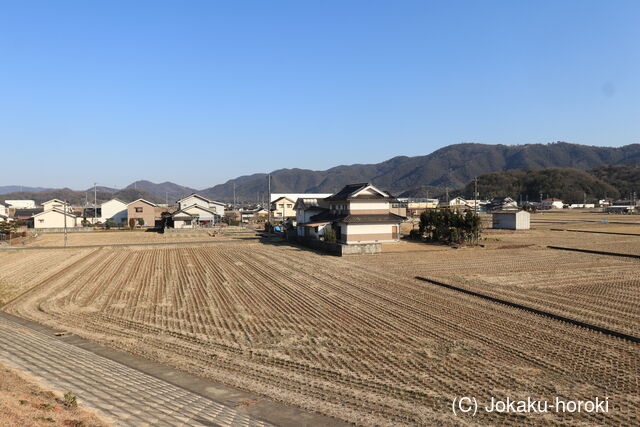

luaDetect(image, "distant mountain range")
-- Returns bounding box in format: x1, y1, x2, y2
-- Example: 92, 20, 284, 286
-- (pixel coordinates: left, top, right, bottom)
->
199, 142, 640, 201
2, 142, 639, 205
124, 181, 197, 203
0, 186, 53, 194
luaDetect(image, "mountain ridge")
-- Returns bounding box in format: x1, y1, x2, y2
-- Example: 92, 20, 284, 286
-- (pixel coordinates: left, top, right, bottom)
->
3, 142, 640, 203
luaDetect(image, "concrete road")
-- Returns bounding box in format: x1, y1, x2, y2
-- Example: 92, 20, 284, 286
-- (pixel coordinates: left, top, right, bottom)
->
0, 313, 274, 427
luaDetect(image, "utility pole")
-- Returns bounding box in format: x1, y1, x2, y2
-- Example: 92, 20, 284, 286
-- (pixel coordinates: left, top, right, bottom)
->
94, 183, 97, 224
233, 183, 236, 209
267, 174, 271, 231
474, 177, 478, 212
63, 199, 68, 247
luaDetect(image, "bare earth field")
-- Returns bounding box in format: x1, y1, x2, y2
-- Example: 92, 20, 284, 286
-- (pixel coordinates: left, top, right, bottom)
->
21, 228, 256, 248
1, 215, 638, 425
0, 360, 108, 426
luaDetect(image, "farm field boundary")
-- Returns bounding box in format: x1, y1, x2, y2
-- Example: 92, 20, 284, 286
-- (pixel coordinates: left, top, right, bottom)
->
550, 228, 640, 237
415, 276, 640, 343
0, 238, 257, 251
547, 246, 640, 260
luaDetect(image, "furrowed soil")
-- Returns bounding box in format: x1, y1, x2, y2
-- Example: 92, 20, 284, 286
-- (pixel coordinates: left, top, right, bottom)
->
2, 217, 639, 426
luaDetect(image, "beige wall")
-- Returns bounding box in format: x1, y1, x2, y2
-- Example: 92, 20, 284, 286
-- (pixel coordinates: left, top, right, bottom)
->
34, 211, 78, 228
339, 223, 399, 244
127, 201, 157, 227
272, 198, 296, 219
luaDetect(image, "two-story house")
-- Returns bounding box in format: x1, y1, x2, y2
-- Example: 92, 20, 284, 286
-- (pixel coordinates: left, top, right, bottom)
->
303, 183, 405, 245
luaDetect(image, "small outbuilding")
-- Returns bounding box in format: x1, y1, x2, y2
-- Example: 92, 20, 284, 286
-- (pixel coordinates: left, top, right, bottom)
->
492, 210, 530, 230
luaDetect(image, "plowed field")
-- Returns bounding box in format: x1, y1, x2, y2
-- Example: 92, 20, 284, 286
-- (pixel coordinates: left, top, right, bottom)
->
4, 238, 638, 426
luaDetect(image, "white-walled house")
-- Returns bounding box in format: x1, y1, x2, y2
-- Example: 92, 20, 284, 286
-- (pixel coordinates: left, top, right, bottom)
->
270, 193, 332, 203
541, 198, 564, 209
101, 199, 128, 225
0, 202, 7, 222
177, 194, 226, 217
4, 200, 36, 209
172, 205, 219, 228
295, 198, 329, 239
42, 199, 73, 213
32, 208, 78, 229
304, 183, 405, 245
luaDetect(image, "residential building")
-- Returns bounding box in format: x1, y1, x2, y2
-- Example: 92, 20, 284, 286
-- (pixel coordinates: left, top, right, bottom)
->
405, 199, 439, 216
42, 199, 73, 213
171, 205, 219, 228
271, 196, 296, 220
32, 208, 78, 229
126, 199, 158, 227
270, 193, 332, 203
540, 198, 564, 209
101, 199, 128, 225
0, 203, 7, 218
177, 194, 226, 217
569, 203, 595, 209
4, 200, 36, 209
295, 198, 330, 238
13, 208, 43, 221
442, 197, 469, 209
486, 197, 518, 212
303, 183, 405, 245
492, 210, 530, 230
240, 208, 268, 223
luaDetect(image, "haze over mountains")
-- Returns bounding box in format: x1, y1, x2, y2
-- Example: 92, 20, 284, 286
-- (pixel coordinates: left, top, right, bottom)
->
2, 142, 639, 205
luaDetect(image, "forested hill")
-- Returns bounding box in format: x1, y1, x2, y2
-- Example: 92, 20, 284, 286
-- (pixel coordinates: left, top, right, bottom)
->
201, 142, 640, 201
461, 166, 640, 203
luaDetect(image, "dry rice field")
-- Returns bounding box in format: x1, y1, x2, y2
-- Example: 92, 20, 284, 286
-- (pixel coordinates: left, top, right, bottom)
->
2, 224, 638, 426
23, 228, 255, 247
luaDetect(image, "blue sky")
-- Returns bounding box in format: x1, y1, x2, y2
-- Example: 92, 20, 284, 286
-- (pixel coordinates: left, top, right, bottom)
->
1, 0, 639, 189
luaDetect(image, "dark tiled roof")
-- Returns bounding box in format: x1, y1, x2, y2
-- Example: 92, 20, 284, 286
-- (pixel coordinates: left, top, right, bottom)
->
14, 208, 43, 217
325, 183, 371, 201
309, 209, 344, 222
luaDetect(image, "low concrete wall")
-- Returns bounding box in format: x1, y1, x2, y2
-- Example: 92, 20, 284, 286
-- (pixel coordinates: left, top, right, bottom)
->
32, 227, 94, 233
293, 236, 381, 256
339, 242, 381, 255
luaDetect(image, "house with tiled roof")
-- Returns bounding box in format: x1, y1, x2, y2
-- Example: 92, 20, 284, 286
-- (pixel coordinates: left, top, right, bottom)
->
298, 183, 405, 245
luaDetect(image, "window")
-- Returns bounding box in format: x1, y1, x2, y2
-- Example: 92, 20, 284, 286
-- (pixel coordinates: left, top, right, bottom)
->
135, 207, 143, 213
184, 220, 192, 226
287, 204, 292, 208
278, 204, 284, 208
38, 219, 44, 223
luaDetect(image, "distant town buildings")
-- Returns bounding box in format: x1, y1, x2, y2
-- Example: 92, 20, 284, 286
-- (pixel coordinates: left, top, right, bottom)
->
540, 198, 564, 209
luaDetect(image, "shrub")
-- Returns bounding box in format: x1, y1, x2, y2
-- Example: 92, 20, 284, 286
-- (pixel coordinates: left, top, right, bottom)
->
63, 392, 78, 409
323, 226, 337, 243
419, 209, 481, 245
